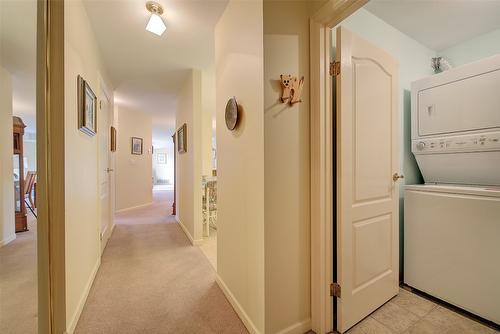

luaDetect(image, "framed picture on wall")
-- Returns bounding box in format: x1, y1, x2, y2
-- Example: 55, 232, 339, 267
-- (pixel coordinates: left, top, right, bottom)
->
177, 123, 187, 153
77, 75, 97, 136
157, 153, 167, 164
131, 137, 143, 155
110, 126, 117, 152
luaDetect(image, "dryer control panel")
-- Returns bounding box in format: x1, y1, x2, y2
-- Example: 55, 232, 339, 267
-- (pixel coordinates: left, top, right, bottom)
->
412, 131, 500, 154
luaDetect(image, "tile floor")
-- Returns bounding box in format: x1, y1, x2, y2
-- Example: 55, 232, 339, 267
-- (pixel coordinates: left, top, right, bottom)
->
346, 288, 499, 334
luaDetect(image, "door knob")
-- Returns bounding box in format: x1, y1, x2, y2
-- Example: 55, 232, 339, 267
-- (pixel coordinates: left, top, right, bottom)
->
393, 173, 404, 182
105, 168, 114, 173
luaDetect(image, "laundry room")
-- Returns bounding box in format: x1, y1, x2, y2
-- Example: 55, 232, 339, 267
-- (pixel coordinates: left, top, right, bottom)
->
328, 1, 500, 332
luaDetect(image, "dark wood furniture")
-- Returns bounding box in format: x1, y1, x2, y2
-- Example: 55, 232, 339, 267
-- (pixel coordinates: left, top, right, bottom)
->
172, 133, 176, 215
13, 116, 28, 232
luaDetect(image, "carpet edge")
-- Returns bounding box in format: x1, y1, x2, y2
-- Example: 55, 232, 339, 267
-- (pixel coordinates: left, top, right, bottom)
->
215, 274, 261, 334
66, 258, 101, 334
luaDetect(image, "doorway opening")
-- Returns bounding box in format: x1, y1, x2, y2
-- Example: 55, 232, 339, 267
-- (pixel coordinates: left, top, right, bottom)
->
199, 116, 217, 270
1, 1, 39, 332
312, 1, 500, 333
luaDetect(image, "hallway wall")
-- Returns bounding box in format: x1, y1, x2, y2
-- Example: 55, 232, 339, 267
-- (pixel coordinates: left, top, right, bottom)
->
201, 68, 216, 177
0, 66, 15, 247
152, 145, 174, 185
64, 0, 114, 332
263, 1, 315, 332
215, 1, 265, 332
175, 69, 203, 244
115, 106, 153, 211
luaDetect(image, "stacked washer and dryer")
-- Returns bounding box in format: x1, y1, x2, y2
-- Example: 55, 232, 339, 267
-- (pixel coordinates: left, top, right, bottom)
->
405, 54, 500, 325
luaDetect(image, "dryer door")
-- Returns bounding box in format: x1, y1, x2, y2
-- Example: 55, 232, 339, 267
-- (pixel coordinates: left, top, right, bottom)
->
417, 68, 500, 136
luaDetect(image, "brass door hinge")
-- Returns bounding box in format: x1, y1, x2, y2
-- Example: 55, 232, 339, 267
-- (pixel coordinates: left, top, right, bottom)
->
330, 61, 340, 76
99, 100, 102, 109
330, 283, 341, 297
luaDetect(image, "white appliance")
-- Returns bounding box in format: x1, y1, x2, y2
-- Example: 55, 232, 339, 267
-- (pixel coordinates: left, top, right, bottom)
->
405, 54, 500, 324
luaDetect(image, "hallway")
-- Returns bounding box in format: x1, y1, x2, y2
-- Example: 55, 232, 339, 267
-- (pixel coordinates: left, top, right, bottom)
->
74, 189, 247, 334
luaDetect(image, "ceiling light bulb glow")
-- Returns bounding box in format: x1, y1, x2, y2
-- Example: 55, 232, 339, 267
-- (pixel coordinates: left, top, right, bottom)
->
146, 13, 166, 36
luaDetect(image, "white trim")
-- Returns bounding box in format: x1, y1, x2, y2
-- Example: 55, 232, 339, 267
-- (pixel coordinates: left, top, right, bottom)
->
115, 202, 153, 214
100, 222, 116, 254
275, 318, 311, 334
309, 1, 368, 333
66, 258, 101, 334
175, 216, 203, 246
0, 234, 16, 247
215, 274, 261, 334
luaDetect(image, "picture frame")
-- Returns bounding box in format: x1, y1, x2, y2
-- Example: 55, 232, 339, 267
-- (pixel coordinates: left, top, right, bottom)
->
157, 153, 167, 164
177, 123, 187, 153
77, 75, 97, 136
110, 126, 117, 152
131, 137, 143, 155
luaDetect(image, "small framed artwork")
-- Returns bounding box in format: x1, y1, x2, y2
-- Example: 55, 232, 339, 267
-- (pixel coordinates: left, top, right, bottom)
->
157, 153, 167, 164
177, 123, 187, 153
131, 137, 143, 155
110, 126, 117, 152
77, 75, 97, 136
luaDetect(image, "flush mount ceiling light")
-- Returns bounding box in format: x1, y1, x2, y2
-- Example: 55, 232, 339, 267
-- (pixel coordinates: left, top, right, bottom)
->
146, 1, 166, 36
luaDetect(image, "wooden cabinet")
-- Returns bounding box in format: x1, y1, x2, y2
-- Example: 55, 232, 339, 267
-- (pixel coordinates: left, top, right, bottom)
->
13, 116, 27, 232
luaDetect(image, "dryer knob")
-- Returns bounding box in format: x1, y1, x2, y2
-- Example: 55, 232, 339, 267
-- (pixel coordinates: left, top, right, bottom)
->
416, 142, 426, 150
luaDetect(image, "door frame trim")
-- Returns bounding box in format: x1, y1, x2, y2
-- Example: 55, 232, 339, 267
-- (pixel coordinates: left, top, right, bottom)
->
309, 1, 368, 333
37, 0, 66, 332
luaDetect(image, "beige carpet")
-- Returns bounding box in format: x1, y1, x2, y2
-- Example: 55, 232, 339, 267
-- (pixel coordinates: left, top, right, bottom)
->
75, 189, 247, 334
0, 215, 38, 334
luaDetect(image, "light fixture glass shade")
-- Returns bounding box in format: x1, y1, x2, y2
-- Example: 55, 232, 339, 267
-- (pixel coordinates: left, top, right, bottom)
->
146, 13, 166, 36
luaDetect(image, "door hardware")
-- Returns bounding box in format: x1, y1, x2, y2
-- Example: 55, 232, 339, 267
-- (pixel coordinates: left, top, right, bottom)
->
393, 173, 404, 182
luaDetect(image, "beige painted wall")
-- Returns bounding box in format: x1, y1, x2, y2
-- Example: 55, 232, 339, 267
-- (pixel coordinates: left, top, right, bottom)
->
263, 2, 312, 332
64, 0, 114, 332
202, 69, 216, 176
215, 1, 265, 332
0, 66, 15, 247
115, 106, 153, 211
175, 69, 203, 243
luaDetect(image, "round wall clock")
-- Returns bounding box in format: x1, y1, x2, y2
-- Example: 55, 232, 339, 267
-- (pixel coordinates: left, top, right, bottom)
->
225, 97, 239, 131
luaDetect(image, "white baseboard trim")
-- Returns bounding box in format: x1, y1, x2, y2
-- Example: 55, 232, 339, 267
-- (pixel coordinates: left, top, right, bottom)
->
175, 217, 203, 246
66, 258, 101, 334
100, 222, 116, 254
215, 274, 261, 334
0, 233, 16, 248
275, 318, 311, 334
115, 202, 153, 214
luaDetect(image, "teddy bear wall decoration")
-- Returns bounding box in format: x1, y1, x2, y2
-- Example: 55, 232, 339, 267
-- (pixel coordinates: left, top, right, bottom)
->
280, 74, 304, 105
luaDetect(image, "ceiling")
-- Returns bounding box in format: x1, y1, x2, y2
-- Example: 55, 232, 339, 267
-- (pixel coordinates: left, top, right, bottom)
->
0, 0, 37, 134
365, 0, 500, 51
83, 0, 228, 148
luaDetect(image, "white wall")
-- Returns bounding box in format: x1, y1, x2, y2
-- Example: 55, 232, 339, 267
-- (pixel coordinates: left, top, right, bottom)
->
0, 66, 15, 247
64, 0, 113, 331
24, 140, 36, 172
175, 69, 203, 243
115, 106, 153, 211
152, 145, 174, 185
263, 1, 313, 332
215, 1, 265, 332
439, 27, 500, 67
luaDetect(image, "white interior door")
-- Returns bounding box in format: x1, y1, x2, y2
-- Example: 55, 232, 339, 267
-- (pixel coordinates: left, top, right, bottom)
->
335, 26, 400, 333
99, 91, 112, 251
